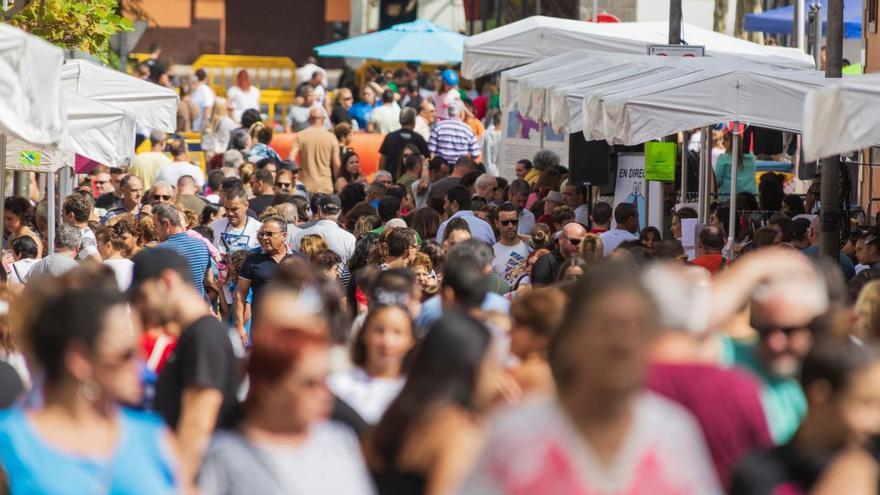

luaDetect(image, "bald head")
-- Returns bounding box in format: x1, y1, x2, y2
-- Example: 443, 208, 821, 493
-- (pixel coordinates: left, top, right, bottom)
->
308, 107, 325, 124
560, 222, 587, 258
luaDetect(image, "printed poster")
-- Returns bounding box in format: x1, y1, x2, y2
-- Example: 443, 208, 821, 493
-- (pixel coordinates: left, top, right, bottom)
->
497, 109, 568, 181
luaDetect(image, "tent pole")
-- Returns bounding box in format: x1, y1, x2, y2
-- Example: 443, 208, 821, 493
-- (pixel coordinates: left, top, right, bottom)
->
680, 131, 689, 204
729, 123, 740, 261
47, 171, 55, 254
698, 127, 711, 223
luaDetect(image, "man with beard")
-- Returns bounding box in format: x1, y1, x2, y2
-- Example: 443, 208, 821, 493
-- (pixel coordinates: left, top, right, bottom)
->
731, 267, 830, 444
128, 248, 241, 489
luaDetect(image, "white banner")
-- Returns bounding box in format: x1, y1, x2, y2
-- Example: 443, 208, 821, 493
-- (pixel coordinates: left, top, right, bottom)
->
613, 153, 647, 230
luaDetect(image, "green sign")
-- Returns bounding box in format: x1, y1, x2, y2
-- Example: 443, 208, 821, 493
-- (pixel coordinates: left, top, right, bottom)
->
19, 151, 41, 167
644, 141, 676, 182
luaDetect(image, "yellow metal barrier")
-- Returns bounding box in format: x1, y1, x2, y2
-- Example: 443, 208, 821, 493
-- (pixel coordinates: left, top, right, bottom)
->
192, 55, 298, 125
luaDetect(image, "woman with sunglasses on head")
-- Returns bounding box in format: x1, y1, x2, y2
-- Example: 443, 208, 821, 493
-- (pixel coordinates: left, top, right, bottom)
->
199, 326, 375, 495
0, 265, 178, 493
329, 275, 416, 424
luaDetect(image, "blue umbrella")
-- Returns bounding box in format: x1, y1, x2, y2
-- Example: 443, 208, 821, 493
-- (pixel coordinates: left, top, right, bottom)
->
744, 1, 862, 39
315, 20, 467, 62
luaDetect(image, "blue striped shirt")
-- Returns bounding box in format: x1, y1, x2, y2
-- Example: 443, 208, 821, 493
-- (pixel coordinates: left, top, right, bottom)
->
158, 232, 211, 298
428, 118, 480, 163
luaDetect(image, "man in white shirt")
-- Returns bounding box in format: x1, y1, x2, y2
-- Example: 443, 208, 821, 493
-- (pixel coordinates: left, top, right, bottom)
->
290, 195, 356, 262
190, 69, 215, 132
156, 139, 205, 188
563, 182, 590, 226
369, 89, 401, 134
6, 236, 39, 289
492, 203, 532, 287
210, 187, 262, 255
61, 192, 100, 261
600, 202, 640, 256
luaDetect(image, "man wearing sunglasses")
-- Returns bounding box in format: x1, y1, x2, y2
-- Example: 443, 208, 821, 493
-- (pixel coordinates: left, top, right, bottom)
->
492, 203, 532, 286
530, 222, 587, 287
730, 265, 830, 445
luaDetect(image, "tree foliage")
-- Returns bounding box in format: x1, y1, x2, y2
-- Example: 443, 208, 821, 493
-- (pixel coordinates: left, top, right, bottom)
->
8, 0, 133, 64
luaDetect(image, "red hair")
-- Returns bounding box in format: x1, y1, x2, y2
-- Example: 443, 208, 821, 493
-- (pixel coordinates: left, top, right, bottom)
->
246, 327, 329, 403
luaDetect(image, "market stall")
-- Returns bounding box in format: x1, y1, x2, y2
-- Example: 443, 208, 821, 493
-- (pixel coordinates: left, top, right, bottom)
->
462, 15, 816, 79
803, 72, 880, 161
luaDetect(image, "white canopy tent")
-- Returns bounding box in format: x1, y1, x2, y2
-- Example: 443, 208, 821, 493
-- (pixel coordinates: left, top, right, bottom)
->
463, 16, 816, 79
62, 59, 178, 133
803, 73, 880, 161
0, 23, 67, 146
502, 52, 829, 256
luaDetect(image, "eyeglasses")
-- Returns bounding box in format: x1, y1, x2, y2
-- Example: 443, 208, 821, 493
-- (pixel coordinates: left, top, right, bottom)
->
153, 195, 172, 201
276, 182, 293, 189
499, 219, 518, 226
258, 231, 284, 238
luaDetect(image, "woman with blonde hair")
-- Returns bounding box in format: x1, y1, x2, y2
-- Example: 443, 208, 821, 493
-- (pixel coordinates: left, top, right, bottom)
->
855, 280, 880, 340
579, 233, 604, 263
202, 96, 238, 155
300, 234, 330, 257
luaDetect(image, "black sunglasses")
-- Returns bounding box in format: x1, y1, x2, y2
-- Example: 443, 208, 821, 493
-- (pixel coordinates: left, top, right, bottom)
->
153, 195, 172, 201
564, 237, 582, 246
499, 219, 518, 226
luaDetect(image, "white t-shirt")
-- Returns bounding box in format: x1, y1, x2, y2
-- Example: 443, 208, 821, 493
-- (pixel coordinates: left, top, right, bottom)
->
7, 258, 37, 287
600, 228, 639, 257
492, 241, 532, 287
328, 367, 405, 424
77, 227, 100, 260
104, 258, 134, 292
290, 219, 356, 263
226, 85, 261, 122
210, 217, 262, 255
191, 83, 216, 132
370, 103, 401, 134
156, 161, 206, 188
461, 394, 721, 494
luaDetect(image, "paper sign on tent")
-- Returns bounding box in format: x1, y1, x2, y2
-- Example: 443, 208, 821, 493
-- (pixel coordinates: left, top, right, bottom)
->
644, 141, 676, 182
19, 151, 41, 167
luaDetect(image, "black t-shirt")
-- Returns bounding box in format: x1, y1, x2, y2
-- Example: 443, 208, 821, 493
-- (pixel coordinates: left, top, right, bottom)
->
729, 442, 827, 495
239, 250, 289, 316
530, 250, 564, 286
247, 194, 275, 216
155, 315, 240, 430
378, 129, 429, 180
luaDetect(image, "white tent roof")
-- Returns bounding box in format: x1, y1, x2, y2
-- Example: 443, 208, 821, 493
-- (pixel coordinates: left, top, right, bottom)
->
463, 16, 816, 79
0, 24, 67, 147
62, 59, 178, 133
5, 93, 137, 171
504, 53, 828, 144
803, 73, 880, 161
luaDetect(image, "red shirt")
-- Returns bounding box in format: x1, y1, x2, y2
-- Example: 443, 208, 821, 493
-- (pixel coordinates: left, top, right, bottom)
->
648, 362, 773, 489
691, 253, 726, 274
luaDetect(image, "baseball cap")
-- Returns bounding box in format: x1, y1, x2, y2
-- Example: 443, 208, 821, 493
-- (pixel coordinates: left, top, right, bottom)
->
317, 195, 341, 215
127, 248, 190, 299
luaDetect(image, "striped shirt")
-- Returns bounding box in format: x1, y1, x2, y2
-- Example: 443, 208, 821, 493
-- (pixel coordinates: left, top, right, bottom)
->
158, 232, 211, 298
428, 118, 480, 163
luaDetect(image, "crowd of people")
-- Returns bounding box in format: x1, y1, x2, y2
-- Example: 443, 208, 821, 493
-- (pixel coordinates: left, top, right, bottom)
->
1, 50, 880, 495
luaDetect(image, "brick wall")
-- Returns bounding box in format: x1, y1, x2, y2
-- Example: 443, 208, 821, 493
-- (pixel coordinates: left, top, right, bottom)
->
225, 0, 326, 64
135, 19, 222, 65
